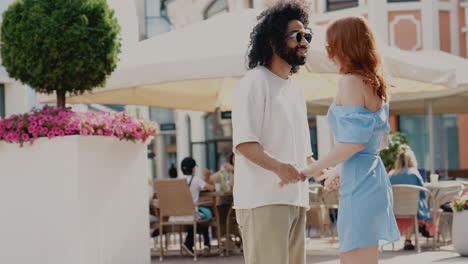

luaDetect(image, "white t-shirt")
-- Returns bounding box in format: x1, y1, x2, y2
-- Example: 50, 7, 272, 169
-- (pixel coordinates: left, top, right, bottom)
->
232, 66, 313, 209
180, 175, 206, 203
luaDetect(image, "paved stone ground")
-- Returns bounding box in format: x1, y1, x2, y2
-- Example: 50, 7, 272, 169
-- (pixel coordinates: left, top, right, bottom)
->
150, 237, 467, 264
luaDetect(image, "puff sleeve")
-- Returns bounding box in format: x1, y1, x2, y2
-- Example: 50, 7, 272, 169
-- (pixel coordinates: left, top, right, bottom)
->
335, 112, 376, 144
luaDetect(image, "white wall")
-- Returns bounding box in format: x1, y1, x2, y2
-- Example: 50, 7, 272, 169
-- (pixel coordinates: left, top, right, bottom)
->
107, 0, 140, 65
316, 116, 334, 159
4, 82, 29, 116
175, 110, 207, 178
175, 110, 191, 175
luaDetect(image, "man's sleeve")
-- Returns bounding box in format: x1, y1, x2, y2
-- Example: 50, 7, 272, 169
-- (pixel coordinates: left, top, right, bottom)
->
232, 74, 266, 154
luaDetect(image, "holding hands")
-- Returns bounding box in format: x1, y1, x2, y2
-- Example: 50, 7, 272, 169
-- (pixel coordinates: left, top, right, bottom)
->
278, 163, 341, 192
273, 162, 305, 185
321, 167, 340, 191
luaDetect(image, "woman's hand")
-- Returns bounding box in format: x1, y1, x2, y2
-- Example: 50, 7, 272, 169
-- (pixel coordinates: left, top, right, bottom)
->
301, 164, 327, 182
322, 167, 340, 191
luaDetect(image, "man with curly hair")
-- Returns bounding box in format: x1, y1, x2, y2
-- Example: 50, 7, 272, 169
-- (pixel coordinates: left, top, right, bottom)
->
231, 1, 315, 263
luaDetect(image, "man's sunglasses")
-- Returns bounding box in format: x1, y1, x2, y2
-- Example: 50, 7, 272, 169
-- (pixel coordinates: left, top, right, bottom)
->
286, 30, 313, 43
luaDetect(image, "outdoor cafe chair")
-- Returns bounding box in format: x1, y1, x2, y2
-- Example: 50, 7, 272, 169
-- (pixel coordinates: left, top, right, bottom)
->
392, 184, 433, 253
318, 187, 340, 242
224, 207, 242, 256
429, 183, 464, 249
307, 184, 329, 238
154, 179, 218, 261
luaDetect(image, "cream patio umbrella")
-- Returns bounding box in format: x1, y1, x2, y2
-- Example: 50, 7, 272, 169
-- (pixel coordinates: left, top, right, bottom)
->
196, 11, 461, 113
38, 9, 459, 113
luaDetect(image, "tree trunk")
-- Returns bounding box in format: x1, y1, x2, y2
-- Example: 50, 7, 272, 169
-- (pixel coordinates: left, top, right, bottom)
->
56, 90, 66, 109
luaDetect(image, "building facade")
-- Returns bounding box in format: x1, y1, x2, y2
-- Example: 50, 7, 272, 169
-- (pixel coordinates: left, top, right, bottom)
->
148, 0, 468, 176
306, 0, 468, 172
0, 0, 35, 118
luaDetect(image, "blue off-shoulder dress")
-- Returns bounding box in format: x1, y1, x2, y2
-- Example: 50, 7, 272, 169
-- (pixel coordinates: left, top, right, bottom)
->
327, 102, 400, 253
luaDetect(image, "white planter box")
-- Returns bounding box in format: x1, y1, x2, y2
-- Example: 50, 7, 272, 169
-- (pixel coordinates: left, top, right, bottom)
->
0, 136, 151, 264
453, 210, 468, 257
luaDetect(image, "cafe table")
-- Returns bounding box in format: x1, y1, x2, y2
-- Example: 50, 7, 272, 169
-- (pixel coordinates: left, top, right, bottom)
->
424, 181, 465, 204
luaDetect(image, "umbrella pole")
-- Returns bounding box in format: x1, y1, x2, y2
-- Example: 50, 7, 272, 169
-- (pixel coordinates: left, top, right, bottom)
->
427, 100, 435, 176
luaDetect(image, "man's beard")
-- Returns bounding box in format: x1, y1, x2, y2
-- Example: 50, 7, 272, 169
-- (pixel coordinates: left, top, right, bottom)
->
278, 45, 307, 67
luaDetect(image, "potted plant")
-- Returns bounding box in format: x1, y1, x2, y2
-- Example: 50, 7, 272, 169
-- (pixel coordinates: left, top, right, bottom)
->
0, 1, 154, 263
380, 131, 409, 171
451, 192, 468, 256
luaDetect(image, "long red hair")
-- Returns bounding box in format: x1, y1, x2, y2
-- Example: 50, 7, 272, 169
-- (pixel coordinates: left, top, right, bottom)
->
326, 17, 387, 101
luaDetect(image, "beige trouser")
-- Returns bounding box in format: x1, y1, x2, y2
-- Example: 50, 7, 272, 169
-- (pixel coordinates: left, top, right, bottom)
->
236, 205, 307, 264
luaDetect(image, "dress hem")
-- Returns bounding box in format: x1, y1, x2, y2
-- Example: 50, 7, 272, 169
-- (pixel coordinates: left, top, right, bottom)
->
339, 236, 400, 253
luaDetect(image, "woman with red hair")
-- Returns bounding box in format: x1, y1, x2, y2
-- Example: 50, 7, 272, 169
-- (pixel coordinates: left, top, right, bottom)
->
300, 17, 400, 263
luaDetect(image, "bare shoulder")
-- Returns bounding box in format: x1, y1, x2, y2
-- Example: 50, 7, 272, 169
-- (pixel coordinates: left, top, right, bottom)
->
336, 74, 366, 106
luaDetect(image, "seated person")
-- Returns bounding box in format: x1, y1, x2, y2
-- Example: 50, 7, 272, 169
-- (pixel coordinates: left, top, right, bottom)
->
203, 153, 235, 191
389, 145, 434, 250
180, 157, 215, 255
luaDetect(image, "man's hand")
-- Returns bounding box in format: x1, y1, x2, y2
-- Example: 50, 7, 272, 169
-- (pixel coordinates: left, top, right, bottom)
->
273, 162, 302, 185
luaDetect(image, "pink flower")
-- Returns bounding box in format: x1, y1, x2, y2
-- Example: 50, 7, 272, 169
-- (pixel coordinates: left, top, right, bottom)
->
22, 133, 30, 141
116, 131, 124, 138
47, 131, 55, 139
55, 128, 64, 136
40, 127, 48, 134
28, 126, 37, 134
104, 129, 113, 136
1, 106, 157, 146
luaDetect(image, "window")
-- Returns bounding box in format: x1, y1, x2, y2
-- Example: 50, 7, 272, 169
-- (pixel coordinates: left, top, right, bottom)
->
145, 0, 171, 39
399, 114, 459, 171
0, 84, 5, 118
202, 111, 232, 171
204, 0, 229, 19
326, 0, 358, 12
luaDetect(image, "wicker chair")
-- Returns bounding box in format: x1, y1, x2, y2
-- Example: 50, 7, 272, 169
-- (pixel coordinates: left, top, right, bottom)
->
392, 184, 432, 253
429, 183, 464, 249
224, 207, 242, 256
155, 179, 217, 261
320, 188, 339, 242
307, 184, 329, 238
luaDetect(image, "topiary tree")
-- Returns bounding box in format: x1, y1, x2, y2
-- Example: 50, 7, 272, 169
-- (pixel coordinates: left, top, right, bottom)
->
380, 131, 409, 172
1, 0, 121, 108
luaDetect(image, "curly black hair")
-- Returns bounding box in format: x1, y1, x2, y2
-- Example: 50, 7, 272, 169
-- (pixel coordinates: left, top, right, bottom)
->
247, 1, 310, 74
